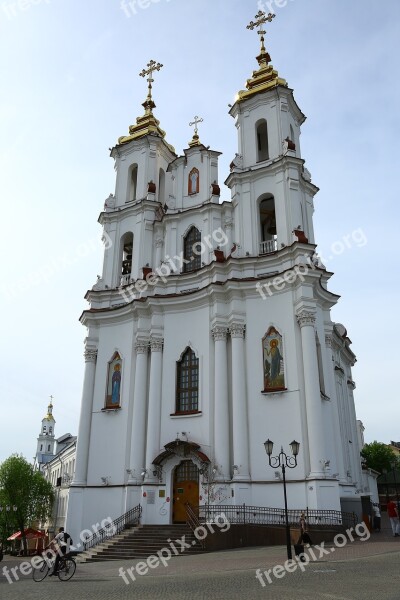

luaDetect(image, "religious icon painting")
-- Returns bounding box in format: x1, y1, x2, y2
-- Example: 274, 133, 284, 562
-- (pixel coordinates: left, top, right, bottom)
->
188, 167, 200, 195
105, 352, 122, 407
262, 327, 286, 392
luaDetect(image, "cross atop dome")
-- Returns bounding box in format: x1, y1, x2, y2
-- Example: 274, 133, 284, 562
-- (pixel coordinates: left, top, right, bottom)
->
188, 115, 204, 147
247, 10, 275, 65
139, 59, 163, 113
117, 59, 175, 153
234, 11, 287, 105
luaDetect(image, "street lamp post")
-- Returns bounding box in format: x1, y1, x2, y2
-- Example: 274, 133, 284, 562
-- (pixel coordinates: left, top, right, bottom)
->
264, 439, 300, 560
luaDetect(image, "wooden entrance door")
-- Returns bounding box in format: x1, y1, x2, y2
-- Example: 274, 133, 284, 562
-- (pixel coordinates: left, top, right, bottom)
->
172, 461, 199, 523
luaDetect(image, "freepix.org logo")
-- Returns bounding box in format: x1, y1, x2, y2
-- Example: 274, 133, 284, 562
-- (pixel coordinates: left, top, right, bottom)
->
119, 513, 230, 584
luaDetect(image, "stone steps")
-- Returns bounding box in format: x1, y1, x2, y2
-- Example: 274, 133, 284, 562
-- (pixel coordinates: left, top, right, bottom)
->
79, 524, 206, 563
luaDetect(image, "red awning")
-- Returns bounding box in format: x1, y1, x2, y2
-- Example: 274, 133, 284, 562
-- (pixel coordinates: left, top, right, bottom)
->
7, 528, 46, 541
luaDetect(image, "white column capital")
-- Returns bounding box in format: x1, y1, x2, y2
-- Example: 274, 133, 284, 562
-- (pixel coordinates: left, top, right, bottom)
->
296, 311, 316, 328
211, 326, 228, 342
325, 334, 333, 348
135, 340, 150, 354
84, 349, 98, 363
150, 337, 164, 352
229, 323, 246, 338
155, 238, 164, 248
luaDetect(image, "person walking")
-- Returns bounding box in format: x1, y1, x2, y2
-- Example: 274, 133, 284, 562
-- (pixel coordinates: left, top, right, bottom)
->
372, 503, 381, 532
387, 500, 400, 537
297, 512, 313, 546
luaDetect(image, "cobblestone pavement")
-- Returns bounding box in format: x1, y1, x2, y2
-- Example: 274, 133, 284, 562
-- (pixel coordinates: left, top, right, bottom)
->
1, 521, 399, 599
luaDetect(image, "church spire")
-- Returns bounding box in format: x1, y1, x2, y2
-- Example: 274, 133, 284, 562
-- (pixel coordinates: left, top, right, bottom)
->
236, 11, 287, 104
188, 115, 204, 148
118, 59, 175, 153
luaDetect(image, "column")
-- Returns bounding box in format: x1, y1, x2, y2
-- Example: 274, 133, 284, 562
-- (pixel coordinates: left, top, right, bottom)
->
325, 334, 346, 481
297, 311, 325, 477
145, 337, 164, 480
212, 326, 230, 480
129, 339, 149, 481
230, 323, 250, 480
72, 347, 97, 486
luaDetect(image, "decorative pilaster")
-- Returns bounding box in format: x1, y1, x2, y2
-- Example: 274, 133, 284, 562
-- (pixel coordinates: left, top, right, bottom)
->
145, 337, 164, 479
212, 326, 230, 479
155, 238, 164, 268
296, 311, 325, 477
324, 332, 346, 481
72, 347, 97, 486
129, 339, 150, 481
229, 323, 250, 479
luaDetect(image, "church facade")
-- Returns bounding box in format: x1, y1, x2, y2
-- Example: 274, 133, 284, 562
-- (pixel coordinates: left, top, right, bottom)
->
67, 12, 367, 541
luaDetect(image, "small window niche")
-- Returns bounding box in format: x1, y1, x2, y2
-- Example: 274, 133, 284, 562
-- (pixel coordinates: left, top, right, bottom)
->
120, 233, 133, 285
262, 327, 286, 392
129, 164, 138, 202
188, 168, 199, 195
159, 167, 166, 203
105, 352, 122, 409
256, 120, 269, 162
259, 194, 277, 254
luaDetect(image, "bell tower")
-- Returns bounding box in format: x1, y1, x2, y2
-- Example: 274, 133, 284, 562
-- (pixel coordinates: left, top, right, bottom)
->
99, 60, 177, 290
35, 397, 56, 470
226, 10, 318, 257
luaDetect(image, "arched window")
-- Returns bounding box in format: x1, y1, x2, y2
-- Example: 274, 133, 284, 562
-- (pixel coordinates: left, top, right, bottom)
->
129, 164, 138, 202
256, 120, 269, 162
290, 124, 295, 142
188, 168, 199, 195
120, 232, 133, 285
159, 168, 165, 203
259, 195, 277, 254
176, 347, 199, 413
183, 226, 202, 272
49, 426, 52, 435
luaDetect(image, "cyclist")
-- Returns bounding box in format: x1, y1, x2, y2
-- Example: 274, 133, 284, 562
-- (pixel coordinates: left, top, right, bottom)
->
48, 527, 73, 576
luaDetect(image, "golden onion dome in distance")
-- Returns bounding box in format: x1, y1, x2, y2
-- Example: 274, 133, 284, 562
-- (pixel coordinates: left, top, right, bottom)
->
118, 59, 176, 154
236, 10, 287, 103
43, 397, 55, 422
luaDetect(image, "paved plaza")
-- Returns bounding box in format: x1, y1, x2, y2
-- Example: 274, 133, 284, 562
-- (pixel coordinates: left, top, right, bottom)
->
1, 521, 399, 599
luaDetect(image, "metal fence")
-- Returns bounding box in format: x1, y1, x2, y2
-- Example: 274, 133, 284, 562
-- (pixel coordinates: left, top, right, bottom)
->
197, 504, 356, 530
83, 504, 142, 551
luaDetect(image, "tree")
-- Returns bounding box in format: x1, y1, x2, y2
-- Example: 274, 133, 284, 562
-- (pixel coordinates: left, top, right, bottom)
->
0, 455, 54, 555
361, 441, 399, 474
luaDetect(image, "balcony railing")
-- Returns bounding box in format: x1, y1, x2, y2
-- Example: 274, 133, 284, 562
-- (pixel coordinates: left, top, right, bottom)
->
259, 240, 278, 255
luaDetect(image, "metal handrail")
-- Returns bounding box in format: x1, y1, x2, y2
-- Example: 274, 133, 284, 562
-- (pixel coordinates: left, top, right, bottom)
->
83, 504, 142, 551
185, 503, 205, 549
196, 504, 356, 530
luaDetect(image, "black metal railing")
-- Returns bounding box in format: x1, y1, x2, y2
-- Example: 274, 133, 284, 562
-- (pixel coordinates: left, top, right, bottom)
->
195, 504, 357, 530
185, 503, 206, 549
83, 504, 142, 551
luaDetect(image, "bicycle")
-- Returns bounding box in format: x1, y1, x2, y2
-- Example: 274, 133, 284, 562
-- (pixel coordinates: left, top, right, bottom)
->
32, 551, 77, 582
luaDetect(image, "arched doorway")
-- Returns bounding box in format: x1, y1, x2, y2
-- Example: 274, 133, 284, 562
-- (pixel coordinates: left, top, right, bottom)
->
172, 460, 199, 523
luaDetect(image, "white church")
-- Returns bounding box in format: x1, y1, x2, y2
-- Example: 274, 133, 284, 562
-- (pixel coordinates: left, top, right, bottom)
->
66, 12, 372, 541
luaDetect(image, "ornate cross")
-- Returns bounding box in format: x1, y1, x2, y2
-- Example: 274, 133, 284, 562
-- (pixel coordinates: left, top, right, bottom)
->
189, 115, 203, 137
247, 10, 275, 54
139, 59, 163, 101
49, 395, 54, 403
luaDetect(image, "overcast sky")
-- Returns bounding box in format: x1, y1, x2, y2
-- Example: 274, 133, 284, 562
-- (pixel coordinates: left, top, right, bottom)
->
0, 0, 399, 464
